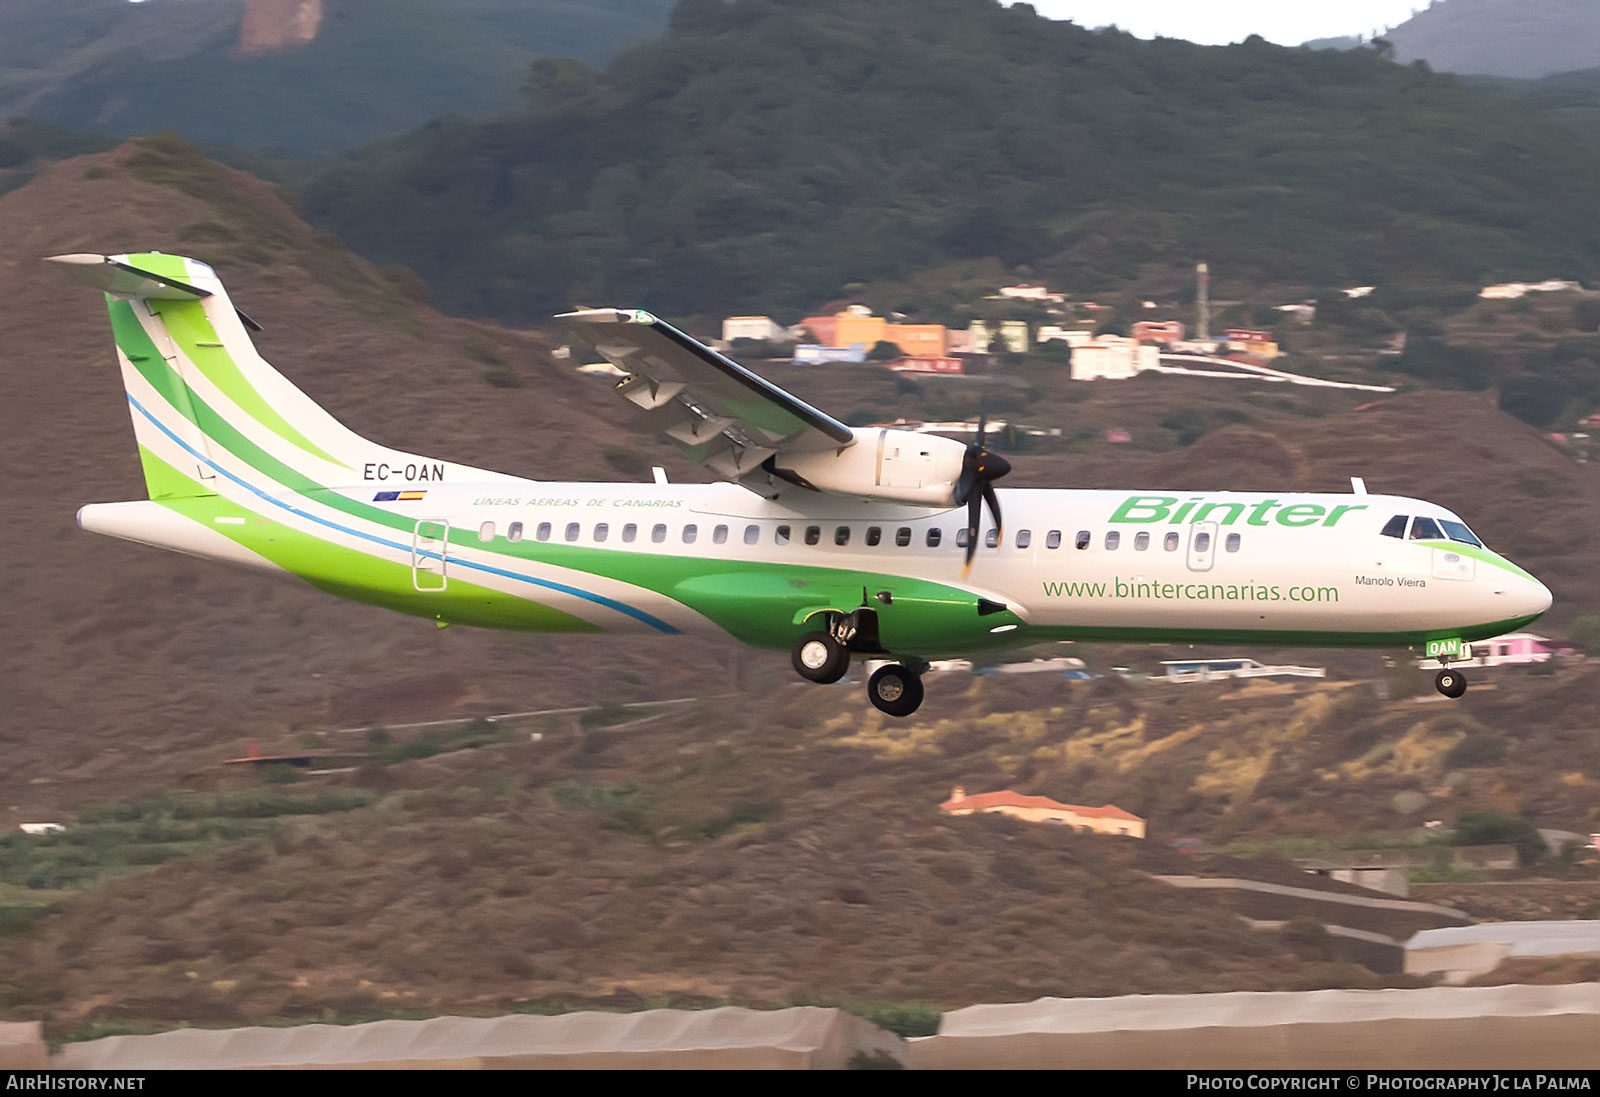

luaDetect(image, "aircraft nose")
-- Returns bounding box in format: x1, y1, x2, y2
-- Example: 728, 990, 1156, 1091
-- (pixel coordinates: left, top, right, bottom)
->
1525, 575, 1554, 619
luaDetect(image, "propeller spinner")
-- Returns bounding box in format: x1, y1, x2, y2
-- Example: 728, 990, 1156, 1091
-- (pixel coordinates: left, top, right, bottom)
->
956, 412, 1012, 574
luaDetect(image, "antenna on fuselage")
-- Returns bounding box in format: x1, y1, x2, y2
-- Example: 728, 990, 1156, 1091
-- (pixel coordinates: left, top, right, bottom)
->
652, 466, 669, 485
1350, 477, 1367, 495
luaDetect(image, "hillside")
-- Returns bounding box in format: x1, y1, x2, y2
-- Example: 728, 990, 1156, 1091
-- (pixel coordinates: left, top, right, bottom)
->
1, 0, 674, 156
1388, 0, 1600, 79
301, 0, 1600, 323
5, 140, 1600, 1037
1464, 68, 1600, 146
7, 137, 1600, 814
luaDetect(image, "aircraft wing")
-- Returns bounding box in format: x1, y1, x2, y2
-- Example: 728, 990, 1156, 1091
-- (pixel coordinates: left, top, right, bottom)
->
559, 308, 853, 481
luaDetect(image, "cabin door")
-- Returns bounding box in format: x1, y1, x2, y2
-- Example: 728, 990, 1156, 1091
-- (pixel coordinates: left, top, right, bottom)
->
412, 519, 450, 591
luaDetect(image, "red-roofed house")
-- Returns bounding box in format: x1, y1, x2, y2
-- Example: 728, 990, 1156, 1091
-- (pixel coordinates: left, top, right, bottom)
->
939, 786, 1145, 838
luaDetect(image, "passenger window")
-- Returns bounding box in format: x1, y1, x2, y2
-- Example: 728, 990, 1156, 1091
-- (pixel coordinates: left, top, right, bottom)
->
536, 521, 552, 541
1164, 531, 1179, 551
594, 522, 609, 543
508, 521, 523, 542
683, 524, 698, 544
956, 528, 971, 548
776, 525, 791, 545
1076, 530, 1091, 550
805, 526, 821, 546
985, 528, 999, 548
1194, 531, 1211, 552
1134, 531, 1149, 551
927, 529, 942, 548
744, 524, 760, 545
564, 522, 580, 542
1046, 530, 1061, 549
1381, 514, 1408, 539
895, 527, 911, 547
713, 524, 728, 545
1225, 532, 1241, 552
1016, 530, 1031, 549
833, 526, 850, 546
866, 526, 882, 547
1410, 517, 1443, 541
621, 523, 637, 543
651, 523, 667, 543
479, 521, 495, 542
1105, 531, 1120, 550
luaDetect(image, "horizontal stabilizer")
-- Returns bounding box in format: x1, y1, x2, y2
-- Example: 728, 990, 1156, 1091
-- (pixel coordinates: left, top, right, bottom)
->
45, 253, 212, 301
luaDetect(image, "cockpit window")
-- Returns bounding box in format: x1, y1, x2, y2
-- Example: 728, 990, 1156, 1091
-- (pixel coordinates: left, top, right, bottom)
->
1409, 516, 1444, 541
1440, 520, 1483, 547
1380, 515, 1408, 539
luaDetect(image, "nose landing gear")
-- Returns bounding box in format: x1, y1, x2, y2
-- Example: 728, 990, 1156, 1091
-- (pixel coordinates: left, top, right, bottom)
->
1434, 667, 1467, 698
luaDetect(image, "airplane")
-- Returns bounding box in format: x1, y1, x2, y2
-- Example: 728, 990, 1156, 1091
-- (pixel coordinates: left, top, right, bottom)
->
53, 252, 1552, 717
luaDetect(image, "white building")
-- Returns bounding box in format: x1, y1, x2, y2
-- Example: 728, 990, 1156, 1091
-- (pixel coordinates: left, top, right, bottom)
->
722, 316, 789, 343
967, 320, 1029, 354
1479, 280, 1582, 300
1036, 326, 1092, 346
1159, 658, 1325, 683
1070, 335, 1158, 380
997, 284, 1064, 303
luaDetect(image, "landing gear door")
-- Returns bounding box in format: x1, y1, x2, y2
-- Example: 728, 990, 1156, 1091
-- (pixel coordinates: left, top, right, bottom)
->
412, 519, 450, 591
1186, 521, 1217, 573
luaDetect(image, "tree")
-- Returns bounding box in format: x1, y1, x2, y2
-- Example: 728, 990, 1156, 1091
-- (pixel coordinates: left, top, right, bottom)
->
1452, 811, 1546, 867
867, 340, 905, 361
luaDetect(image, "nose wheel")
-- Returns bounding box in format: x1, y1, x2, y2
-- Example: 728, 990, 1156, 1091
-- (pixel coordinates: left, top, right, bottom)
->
1434, 668, 1467, 698
867, 663, 925, 717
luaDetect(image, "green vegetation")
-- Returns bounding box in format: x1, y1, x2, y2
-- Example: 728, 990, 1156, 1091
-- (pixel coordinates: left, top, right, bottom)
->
0, 789, 373, 894
303, 0, 1600, 325
1450, 811, 1547, 867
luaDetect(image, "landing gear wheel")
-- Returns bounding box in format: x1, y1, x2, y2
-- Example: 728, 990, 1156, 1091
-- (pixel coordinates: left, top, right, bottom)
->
792, 631, 849, 684
1435, 668, 1468, 699
867, 663, 925, 717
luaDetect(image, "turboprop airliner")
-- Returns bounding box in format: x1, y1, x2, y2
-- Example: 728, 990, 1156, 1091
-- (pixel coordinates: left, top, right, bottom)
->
54, 253, 1552, 717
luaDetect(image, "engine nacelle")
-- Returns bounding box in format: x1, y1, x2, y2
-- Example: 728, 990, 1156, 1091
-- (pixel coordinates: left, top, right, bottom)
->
775, 428, 968, 507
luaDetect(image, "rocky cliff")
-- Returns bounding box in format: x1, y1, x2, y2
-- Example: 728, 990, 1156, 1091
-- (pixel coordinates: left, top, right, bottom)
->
238, 0, 323, 55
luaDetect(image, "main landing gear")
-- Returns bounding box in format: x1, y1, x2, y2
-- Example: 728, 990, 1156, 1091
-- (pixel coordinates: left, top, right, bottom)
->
789, 623, 928, 717
1434, 667, 1467, 699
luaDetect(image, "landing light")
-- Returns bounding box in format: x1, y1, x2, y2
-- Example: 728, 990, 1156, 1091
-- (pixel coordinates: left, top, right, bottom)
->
989, 624, 1018, 634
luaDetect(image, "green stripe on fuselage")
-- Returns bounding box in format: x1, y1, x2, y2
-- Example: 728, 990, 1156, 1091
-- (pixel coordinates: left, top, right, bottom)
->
140, 451, 599, 632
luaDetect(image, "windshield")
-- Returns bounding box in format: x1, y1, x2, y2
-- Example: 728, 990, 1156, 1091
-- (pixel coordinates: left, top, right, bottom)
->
1439, 520, 1483, 548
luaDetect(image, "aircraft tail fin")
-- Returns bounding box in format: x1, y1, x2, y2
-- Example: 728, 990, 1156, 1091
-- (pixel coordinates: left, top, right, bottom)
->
49, 252, 371, 502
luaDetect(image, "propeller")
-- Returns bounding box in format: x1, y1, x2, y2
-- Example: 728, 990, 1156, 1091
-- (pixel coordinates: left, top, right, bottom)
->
955, 410, 1012, 574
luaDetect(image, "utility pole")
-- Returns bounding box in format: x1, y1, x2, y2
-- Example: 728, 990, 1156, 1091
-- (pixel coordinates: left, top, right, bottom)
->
1196, 261, 1210, 342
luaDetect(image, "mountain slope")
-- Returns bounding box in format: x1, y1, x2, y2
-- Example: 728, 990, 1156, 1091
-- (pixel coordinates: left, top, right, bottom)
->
9, 136, 1600, 821
5, 142, 1600, 1036
302, 0, 1600, 323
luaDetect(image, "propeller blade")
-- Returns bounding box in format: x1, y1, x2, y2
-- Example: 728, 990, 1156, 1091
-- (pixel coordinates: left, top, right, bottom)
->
983, 479, 1003, 544
963, 491, 981, 573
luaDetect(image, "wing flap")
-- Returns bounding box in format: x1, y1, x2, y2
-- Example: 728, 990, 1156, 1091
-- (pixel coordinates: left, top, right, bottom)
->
561, 308, 853, 481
